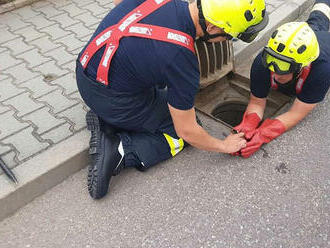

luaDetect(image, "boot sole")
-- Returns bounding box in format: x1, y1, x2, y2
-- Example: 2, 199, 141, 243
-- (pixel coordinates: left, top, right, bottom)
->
86, 110, 100, 132
87, 163, 106, 199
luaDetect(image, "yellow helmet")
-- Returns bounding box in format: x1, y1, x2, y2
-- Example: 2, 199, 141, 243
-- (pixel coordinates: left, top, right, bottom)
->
262, 22, 320, 74
199, 0, 268, 42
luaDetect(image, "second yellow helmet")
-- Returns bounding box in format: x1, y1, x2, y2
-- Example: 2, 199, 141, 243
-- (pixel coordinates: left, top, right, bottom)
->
262, 22, 320, 74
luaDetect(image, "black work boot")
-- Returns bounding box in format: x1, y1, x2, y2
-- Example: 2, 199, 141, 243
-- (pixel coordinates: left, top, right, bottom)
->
86, 111, 125, 199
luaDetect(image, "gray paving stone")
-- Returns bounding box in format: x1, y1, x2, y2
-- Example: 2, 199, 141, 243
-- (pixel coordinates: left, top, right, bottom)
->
0, 74, 9, 81
39, 24, 71, 41
72, 0, 95, 7
2, 37, 32, 56
0, 144, 12, 155
0, 28, 19, 44
37, 89, 79, 114
68, 91, 85, 104
79, 33, 92, 42
81, 2, 108, 16
36, 5, 65, 18
0, 51, 23, 70
31, 0, 52, 9
60, 59, 76, 72
74, 12, 100, 27
100, 2, 115, 10
59, 3, 87, 17
0, 22, 5, 30
12, 5, 41, 20
25, 14, 56, 30
0, 47, 8, 53
88, 23, 99, 32
71, 47, 82, 56
19, 76, 59, 99
57, 104, 86, 132
44, 46, 75, 66
64, 22, 93, 39
16, 48, 51, 68
268, 0, 286, 8
3, 63, 40, 84
22, 107, 66, 134
0, 78, 25, 102
28, 36, 60, 53
3, 92, 45, 117
0, 13, 30, 31
49, 0, 72, 8
0, 110, 29, 140
32, 60, 69, 78
48, 13, 80, 28
14, 25, 46, 42
2, 126, 49, 161
50, 73, 78, 95
54, 33, 85, 52
40, 122, 73, 144
0, 105, 11, 114
266, 4, 276, 13
95, 0, 114, 7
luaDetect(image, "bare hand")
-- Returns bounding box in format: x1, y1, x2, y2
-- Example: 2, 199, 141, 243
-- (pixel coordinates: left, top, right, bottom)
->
222, 132, 247, 153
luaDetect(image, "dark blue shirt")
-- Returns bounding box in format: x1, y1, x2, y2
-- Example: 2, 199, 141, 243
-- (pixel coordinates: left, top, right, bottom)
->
250, 31, 330, 104
80, 0, 199, 110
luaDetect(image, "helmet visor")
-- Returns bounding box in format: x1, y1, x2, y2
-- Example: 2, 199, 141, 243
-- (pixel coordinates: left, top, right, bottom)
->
261, 47, 301, 74
238, 12, 269, 43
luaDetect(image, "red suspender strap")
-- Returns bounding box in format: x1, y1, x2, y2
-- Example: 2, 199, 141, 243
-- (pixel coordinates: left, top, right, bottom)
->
79, 0, 195, 85
270, 64, 312, 94
295, 64, 312, 94
127, 23, 195, 53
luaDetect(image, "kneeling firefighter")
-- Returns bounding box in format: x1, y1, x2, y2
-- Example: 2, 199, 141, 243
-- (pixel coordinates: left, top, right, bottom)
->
76, 0, 268, 199
234, 0, 330, 158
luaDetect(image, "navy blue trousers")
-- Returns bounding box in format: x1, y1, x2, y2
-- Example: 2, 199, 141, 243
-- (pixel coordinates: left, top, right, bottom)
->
307, 0, 330, 31
76, 61, 187, 170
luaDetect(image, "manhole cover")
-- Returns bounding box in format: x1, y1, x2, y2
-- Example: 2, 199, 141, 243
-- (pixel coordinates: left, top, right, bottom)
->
211, 102, 247, 127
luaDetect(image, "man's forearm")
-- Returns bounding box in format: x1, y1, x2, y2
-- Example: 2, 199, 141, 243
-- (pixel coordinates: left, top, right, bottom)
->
245, 94, 267, 119
178, 124, 227, 153
275, 99, 316, 130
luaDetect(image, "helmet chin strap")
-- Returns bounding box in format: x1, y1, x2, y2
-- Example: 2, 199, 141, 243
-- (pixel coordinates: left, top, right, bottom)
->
196, 0, 227, 41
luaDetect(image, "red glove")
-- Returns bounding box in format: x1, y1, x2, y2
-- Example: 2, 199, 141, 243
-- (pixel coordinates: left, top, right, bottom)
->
240, 119, 286, 158
234, 112, 261, 140
231, 112, 261, 156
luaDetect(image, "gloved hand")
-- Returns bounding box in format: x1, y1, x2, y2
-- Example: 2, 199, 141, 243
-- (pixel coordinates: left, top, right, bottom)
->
240, 118, 286, 158
234, 112, 261, 140
231, 112, 261, 156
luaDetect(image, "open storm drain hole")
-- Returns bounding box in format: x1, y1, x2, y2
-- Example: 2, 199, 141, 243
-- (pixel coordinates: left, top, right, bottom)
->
211, 102, 247, 127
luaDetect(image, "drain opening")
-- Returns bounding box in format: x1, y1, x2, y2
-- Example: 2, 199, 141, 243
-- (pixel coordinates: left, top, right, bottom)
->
211, 102, 247, 127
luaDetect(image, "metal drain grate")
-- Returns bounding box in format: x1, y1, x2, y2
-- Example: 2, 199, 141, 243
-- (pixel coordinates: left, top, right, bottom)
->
195, 39, 234, 88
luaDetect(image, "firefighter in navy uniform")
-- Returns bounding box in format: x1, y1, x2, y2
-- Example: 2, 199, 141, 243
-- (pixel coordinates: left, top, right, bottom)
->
76, 0, 268, 199
234, 0, 330, 158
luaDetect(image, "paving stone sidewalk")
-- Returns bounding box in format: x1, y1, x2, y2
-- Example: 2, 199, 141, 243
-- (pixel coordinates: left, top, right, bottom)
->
0, 0, 115, 172
0, 0, 315, 220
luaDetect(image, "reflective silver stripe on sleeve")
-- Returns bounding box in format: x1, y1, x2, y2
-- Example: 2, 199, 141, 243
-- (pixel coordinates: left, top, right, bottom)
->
311, 3, 330, 20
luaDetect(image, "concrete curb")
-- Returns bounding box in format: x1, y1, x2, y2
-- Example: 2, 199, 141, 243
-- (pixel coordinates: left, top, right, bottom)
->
233, 0, 315, 67
0, 0, 39, 14
0, 130, 89, 221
